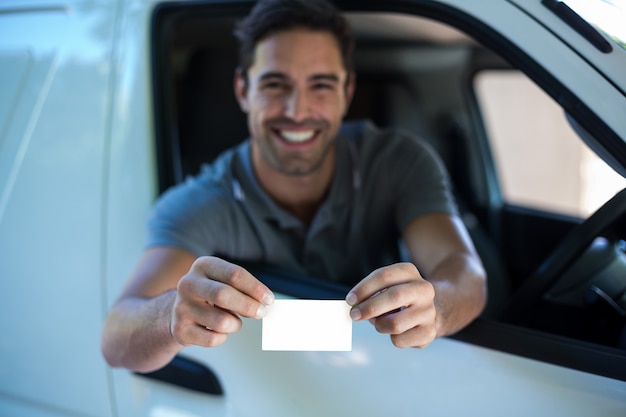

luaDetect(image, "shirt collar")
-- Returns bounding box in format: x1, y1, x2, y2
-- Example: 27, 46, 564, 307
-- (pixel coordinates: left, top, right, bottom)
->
230, 134, 359, 230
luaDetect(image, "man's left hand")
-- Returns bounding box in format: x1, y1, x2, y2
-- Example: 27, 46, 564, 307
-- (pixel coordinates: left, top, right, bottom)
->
346, 262, 437, 348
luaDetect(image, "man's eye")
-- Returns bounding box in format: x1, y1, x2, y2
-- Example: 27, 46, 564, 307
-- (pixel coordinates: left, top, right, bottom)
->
313, 83, 334, 90
262, 82, 286, 90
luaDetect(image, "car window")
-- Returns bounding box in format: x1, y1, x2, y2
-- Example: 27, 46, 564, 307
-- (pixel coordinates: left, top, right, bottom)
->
150, 4, 626, 382
474, 69, 626, 218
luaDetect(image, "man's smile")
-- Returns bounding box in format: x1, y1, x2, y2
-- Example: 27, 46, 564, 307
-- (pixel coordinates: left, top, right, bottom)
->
271, 127, 321, 147
280, 129, 316, 143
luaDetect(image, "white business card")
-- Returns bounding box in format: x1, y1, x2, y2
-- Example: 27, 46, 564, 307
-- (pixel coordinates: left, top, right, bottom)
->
262, 299, 352, 351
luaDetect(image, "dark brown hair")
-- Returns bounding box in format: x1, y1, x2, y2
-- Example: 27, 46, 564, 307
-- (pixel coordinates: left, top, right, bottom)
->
234, 0, 354, 78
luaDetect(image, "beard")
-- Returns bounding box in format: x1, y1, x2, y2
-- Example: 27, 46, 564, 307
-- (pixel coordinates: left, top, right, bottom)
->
255, 117, 338, 177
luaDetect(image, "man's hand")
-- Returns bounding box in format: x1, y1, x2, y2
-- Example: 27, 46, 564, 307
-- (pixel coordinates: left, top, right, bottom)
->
345, 262, 437, 348
171, 256, 275, 348
102, 249, 275, 373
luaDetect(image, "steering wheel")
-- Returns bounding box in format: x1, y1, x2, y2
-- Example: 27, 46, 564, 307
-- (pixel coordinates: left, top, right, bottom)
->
503, 188, 626, 322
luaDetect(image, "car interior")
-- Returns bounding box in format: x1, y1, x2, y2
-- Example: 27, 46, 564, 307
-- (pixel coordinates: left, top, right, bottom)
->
150, 1, 626, 379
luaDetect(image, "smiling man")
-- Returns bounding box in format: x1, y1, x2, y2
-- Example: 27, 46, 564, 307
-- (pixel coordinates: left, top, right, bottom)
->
239, 28, 352, 223
101, 0, 487, 373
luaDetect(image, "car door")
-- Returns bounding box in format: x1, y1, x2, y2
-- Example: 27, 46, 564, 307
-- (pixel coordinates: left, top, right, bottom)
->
0, 1, 117, 416
470, 0, 626, 294
105, 1, 626, 416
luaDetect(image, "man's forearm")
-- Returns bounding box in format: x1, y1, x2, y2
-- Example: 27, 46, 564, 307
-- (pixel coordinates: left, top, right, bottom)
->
101, 289, 183, 373
429, 252, 487, 337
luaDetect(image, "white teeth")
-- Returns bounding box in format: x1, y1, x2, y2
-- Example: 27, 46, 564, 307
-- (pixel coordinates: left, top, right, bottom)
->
280, 130, 315, 143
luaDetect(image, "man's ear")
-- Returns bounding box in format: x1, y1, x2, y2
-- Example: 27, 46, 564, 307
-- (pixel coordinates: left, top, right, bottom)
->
234, 67, 249, 113
343, 70, 356, 116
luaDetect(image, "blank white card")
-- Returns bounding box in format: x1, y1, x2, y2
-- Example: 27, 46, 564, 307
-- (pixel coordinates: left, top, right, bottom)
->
262, 299, 352, 351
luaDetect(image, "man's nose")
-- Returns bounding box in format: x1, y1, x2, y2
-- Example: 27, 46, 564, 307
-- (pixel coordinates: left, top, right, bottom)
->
284, 89, 310, 121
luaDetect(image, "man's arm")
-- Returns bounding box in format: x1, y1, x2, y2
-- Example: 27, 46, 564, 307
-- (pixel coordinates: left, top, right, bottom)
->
403, 213, 487, 336
101, 247, 274, 373
346, 213, 486, 347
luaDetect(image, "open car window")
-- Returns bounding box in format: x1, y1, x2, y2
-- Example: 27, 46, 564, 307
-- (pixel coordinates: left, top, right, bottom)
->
151, 1, 626, 381
474, 69, 626, 218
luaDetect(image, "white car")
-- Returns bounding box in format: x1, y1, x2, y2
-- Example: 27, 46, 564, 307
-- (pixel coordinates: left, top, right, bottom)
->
1, 0, 625, 416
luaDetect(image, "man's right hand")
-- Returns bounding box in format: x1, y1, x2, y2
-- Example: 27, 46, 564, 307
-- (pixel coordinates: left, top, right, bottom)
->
101, 248, 273, 372
170, 256, 275, 348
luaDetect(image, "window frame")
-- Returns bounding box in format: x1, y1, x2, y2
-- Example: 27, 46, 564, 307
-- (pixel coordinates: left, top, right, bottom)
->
150, 0, 626, 381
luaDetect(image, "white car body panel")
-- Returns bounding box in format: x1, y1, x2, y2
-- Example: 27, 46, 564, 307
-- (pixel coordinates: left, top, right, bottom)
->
510, 0, 626, 95
0, 0, 625, 416
116, 318, 626, 417
0, 4, 114, 417
446, 0, 626, 144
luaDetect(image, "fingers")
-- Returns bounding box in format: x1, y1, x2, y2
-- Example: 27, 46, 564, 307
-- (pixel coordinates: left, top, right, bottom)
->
346, 262, 437, 348
182, 256, 274, 318
372, 304, 437, 348
170, 256, 274, 347
171, 302, 237, 348
388, 321, 438, 349
346, 262, 424, 302
190, 256, 274, 315
347, 263, 431, 319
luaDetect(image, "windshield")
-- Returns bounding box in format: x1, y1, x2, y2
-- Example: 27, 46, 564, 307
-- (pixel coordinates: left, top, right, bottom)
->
565, 0, 626, 50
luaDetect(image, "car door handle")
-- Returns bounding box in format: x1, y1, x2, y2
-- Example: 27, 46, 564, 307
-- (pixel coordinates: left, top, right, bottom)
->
135, 355, 224, 396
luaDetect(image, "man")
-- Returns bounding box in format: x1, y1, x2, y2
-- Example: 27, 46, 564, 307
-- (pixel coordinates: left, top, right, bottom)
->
101, 0, 486, 373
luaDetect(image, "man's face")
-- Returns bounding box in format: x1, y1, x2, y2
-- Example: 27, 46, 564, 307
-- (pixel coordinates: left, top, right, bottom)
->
235, 28, 354, 177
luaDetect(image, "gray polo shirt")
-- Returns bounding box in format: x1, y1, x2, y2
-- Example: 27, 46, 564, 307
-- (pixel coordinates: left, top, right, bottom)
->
147, 121, 456, 284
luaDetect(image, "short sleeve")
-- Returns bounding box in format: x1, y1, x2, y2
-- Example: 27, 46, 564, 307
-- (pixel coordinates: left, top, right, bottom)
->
146, 175, 233, 257
390, 132, 458, 232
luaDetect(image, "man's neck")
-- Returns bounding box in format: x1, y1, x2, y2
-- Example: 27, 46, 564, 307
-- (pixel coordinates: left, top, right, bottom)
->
253, 153, 335, 226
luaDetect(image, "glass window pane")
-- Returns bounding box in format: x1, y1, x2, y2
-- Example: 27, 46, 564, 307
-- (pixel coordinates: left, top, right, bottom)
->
474, 70, 626, 217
